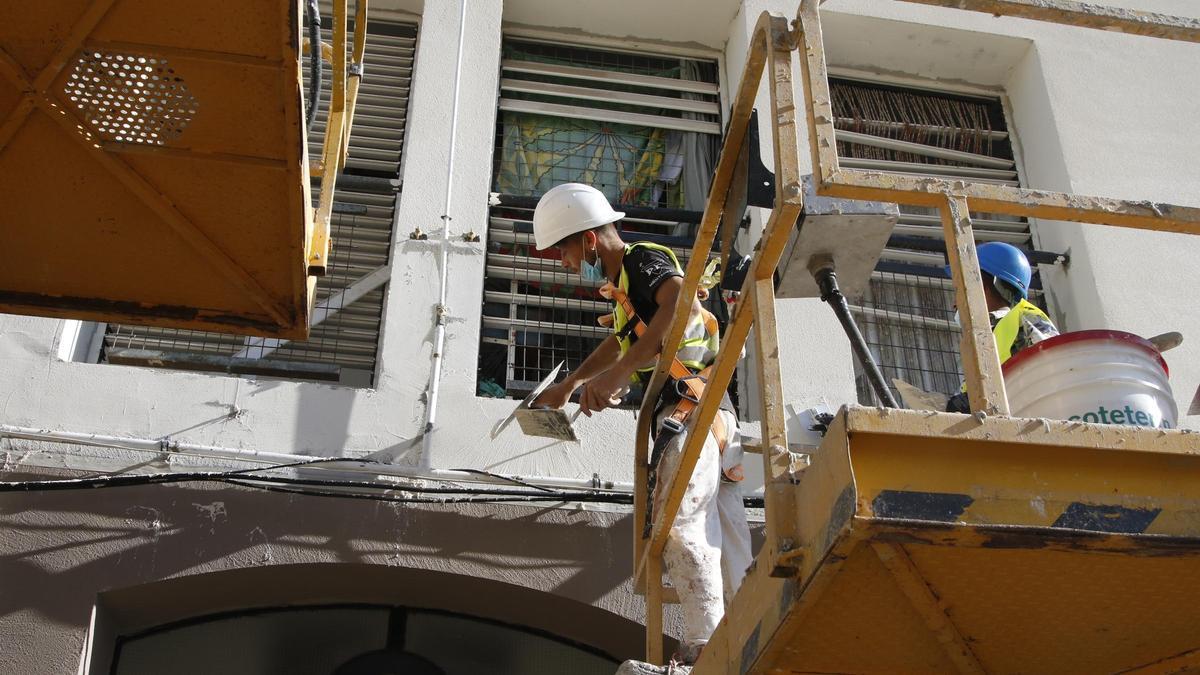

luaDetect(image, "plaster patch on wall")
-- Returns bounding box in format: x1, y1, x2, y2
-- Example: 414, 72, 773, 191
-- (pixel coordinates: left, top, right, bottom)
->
193, 501, 227, 524
126, 505, 165, 533
249, 525, 274, 565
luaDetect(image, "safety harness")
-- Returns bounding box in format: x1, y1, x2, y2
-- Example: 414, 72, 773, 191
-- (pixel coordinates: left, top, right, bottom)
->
599, 281, 731, 452
597, 246, 744, 535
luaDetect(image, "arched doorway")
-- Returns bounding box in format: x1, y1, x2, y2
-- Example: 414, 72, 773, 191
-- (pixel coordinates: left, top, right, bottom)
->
87, 563, 642, 674
112, 605, 617, 674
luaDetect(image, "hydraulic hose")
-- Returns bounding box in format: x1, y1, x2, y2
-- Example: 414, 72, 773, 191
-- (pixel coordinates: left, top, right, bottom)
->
815, 266, 899, 408
305, 0, 322, 132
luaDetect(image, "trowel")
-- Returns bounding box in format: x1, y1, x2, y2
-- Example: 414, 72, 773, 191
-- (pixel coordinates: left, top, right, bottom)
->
491, 361, 580, 442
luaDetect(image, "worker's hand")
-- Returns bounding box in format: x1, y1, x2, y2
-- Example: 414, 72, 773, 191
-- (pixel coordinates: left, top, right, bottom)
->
532, 380, 574, 410
579, 369, 626, 417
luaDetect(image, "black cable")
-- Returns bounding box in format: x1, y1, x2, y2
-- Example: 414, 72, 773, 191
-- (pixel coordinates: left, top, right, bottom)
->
448, 468, 555, 492
0, 466, 768, 508
226, 480, 632, 505
305, 0, 322, 132
815, 266, 900, 408
0, 470, 620, 501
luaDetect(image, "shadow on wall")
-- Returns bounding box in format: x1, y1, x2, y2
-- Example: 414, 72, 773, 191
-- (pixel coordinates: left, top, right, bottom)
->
0, 481, 644, 672
293, 382, 358, 457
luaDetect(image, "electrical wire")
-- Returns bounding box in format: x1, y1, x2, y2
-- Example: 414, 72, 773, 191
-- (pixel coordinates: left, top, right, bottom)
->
0, 465, 766, 508
0, 468, 628, 502
224, 480, 628, 505
448, 468, 555, 492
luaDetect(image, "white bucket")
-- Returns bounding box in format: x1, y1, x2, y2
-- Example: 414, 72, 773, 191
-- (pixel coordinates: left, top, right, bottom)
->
1002, 330, 1177, 429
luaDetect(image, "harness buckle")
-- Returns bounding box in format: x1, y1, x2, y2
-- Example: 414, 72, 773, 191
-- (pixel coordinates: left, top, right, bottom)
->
673, 373, 707, 404
659, 415, 685, 437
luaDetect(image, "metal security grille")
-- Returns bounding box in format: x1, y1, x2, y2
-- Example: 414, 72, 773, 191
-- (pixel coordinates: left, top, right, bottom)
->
479, 39, 720, 399
100, 20, 416, 388
829, 77, 1042, 405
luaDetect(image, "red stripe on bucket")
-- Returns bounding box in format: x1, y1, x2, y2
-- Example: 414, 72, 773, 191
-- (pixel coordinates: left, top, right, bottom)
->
1001, 329, 1169, 377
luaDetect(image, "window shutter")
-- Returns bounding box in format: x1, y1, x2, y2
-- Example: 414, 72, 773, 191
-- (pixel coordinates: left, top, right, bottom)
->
828, 77, 1038, 402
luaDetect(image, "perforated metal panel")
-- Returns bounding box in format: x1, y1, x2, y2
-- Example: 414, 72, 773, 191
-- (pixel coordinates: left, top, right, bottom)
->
65, 51, 199, 145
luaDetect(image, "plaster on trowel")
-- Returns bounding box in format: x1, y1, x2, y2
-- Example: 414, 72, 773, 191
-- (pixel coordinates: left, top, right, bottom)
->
892, 378, 949, 412
491, 361, 581, 442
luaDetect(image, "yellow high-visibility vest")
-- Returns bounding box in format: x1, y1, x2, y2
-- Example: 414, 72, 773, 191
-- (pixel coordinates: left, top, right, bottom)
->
611, 242, 719, 383
993, 299, 1053, 363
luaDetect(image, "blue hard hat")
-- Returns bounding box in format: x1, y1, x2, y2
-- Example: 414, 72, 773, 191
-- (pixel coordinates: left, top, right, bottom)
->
944, 242, 1031, 299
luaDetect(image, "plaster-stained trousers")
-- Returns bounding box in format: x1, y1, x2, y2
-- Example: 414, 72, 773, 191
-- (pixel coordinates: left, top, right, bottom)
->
653, 408, 753, 655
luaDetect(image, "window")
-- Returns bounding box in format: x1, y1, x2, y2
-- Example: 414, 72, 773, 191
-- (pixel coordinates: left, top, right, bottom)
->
97, 20, 417, 388
477, 39, 722, 399
829, 77, 1050, 403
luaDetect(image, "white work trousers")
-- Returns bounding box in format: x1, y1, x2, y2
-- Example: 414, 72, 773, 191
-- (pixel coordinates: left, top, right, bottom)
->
653, 408, 753, 649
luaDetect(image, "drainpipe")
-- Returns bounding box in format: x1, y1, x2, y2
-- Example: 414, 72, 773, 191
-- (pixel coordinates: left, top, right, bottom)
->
421, 0, 469, 468
0, 425, 633, 493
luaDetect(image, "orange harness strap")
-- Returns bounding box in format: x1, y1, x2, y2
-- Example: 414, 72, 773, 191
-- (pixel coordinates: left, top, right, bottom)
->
598, 282, 728, 453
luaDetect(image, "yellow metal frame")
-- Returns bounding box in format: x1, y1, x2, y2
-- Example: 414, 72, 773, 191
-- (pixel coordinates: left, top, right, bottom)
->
634, 0, 1200, 665
308, 0, 369, 277
0, 0, 369, 337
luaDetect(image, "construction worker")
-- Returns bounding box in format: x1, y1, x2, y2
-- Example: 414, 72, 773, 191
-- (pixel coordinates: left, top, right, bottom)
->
530, 183, 751, 674
946, 241, 1059, 413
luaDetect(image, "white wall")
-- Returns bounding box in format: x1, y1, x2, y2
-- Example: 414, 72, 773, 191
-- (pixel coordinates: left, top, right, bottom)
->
3, 0, 1199, 490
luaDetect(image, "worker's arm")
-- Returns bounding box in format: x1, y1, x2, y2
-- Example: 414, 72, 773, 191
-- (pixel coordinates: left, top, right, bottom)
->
532, 335, 621, 409
579, 275, 700, 416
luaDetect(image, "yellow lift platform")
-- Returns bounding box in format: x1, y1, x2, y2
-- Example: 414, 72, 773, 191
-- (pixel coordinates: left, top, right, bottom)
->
698, 407, 1200, 674
631, 1, 1200, 672
0, 1, 366, 339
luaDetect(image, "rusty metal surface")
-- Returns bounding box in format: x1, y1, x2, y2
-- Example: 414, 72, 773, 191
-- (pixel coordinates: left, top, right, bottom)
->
773, 540, 965, 674
0, 1, 312, 338
903, 538, 1200, 673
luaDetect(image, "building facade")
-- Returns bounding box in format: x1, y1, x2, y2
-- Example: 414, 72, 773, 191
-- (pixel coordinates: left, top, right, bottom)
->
2, 0, 1199, 672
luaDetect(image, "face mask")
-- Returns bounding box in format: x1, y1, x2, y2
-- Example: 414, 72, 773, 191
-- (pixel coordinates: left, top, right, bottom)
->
580, 247, 605, 282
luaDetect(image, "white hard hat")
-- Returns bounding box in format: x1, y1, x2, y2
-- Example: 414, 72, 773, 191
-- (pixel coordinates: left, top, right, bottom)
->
532, 183, 625, 250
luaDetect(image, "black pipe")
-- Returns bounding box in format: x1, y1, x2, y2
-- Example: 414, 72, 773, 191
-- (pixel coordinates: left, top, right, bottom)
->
815, 266, 900, 408
305, 0, 322, 132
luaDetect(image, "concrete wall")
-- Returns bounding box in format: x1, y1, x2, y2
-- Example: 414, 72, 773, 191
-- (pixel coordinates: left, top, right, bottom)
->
3, 1, 1200, 671
0, 480, 645, 673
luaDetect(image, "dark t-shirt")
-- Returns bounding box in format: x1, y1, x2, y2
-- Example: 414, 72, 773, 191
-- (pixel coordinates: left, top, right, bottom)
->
620, 245, 683, 328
